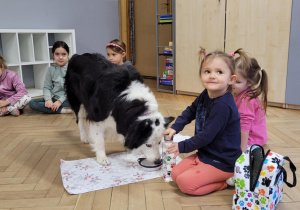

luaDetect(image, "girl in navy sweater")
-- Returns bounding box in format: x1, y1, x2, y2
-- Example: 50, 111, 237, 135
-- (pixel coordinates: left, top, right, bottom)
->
163, 48, 242, 195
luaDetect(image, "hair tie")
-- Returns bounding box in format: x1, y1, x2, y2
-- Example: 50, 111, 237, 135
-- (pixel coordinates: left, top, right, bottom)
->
230, 52, 235, 57
106, 43, 125, 52
205, 53, 208, 56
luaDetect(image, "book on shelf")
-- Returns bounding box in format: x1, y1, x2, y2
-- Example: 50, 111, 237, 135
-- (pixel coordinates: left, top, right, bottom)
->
159, 14, 172, 23
159, 20, 172, 23
159, 77, 173, 86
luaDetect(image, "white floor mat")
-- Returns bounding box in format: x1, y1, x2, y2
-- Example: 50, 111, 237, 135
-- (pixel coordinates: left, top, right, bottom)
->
60, 134, 189, 194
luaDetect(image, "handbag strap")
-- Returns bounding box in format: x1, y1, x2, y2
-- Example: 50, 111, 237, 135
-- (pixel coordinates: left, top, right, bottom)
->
279, 156, 297, 187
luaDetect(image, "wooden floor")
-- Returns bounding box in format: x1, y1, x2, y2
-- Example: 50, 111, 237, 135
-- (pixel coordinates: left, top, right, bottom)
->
0, 79, 300, 210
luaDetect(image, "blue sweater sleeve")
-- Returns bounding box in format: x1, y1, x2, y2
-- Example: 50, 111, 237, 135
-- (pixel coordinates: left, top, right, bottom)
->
178, 101, 231, 153
170, 95, 200, 133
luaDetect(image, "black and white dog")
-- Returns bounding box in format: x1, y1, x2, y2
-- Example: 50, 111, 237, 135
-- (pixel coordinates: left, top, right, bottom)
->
65, 53, 174, 165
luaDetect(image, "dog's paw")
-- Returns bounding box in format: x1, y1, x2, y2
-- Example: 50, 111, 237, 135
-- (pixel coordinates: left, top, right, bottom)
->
97, 157, 111, 166
80, 135, 90, 144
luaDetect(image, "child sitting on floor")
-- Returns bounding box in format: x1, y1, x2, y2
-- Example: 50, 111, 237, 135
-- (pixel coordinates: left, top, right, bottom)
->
0, 54, 31, 117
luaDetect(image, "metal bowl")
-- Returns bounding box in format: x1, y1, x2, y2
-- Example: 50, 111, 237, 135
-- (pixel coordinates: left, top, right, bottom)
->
138, 158, 162, 171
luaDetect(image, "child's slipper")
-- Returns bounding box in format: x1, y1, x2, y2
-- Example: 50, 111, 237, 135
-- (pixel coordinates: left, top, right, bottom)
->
10, 109, 20, 116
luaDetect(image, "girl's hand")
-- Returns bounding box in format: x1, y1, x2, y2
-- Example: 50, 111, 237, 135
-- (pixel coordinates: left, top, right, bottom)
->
0, 106, 8, 115
45, 100, 53, 109
166, 142, 179, 159
52, 100, 62, 111
0, 100, 10, 108
162, 128, 176, 141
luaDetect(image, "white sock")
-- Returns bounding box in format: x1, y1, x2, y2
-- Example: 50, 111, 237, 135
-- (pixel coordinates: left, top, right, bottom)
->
60, 107, 74, 114
226, 176, 235, 186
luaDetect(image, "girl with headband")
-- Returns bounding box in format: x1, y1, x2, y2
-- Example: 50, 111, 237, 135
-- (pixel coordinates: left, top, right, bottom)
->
106, 39, 136, 72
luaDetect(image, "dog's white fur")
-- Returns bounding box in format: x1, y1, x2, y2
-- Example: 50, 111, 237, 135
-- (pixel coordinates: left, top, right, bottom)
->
77, 81, 166, 165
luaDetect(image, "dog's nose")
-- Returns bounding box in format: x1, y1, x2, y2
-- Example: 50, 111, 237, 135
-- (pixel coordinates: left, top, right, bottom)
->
154, 158, 162, 165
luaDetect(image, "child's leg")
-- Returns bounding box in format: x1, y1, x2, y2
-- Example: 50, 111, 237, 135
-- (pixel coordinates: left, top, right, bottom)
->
171, 154, 200, 182
29, 98, 56, 114
60, 100, 73, 114
7, 95, 32, 112
61, 100, 70, 108
173, 155, 233, 195
29, 98, 72, 114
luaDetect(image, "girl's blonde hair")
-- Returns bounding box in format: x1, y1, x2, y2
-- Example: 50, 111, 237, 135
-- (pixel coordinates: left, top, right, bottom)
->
233, 48, 268, 112
106, 39, 127, 62
198, 47, 236, 91
0, 54, 8, 69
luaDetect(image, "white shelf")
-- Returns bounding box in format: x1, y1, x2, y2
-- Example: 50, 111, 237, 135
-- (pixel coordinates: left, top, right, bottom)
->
0, 29, 76, 97
27, 88, 44, 98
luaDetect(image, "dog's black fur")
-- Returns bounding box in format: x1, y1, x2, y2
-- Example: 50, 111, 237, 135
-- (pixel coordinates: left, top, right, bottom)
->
65, 53, 174, 165
66, 53, 142, 122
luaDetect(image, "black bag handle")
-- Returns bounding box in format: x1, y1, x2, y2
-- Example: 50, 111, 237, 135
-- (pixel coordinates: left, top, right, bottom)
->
280, 156, 297, 187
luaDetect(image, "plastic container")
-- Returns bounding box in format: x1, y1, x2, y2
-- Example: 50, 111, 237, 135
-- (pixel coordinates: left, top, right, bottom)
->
161, 135, 176, 181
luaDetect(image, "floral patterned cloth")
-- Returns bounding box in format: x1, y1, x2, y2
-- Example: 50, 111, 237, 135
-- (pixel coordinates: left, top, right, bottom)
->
61, 152, 161, 194
60, 134, 188, 194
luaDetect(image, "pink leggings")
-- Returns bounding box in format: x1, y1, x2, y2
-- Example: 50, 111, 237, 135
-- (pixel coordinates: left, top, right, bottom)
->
171, 154, 233, 195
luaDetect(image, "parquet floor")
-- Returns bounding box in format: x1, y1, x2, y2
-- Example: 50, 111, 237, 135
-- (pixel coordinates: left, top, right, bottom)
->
0, 79, 299, 210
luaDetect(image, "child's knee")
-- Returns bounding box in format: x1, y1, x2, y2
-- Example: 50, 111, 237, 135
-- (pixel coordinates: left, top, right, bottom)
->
175, 175, 195, 194
29, 99, 40, 110
170, 166, 182, 182
28, 100, 34, 108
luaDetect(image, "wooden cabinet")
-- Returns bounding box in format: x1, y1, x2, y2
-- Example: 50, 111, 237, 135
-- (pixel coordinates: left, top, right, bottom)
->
175, 0, 226, 95
0, 29, 76, 97
225, 0, 292, 105
175, 0, 293, 106
134, 0, 157, 77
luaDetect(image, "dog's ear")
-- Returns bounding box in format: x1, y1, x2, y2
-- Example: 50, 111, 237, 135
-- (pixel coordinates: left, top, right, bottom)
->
125, 119, 153, 149
164, 116, 175, 128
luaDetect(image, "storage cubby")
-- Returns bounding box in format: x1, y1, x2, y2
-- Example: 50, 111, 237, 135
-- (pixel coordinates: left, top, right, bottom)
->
19, 33, 35, 63
33, 64, 49, 90
33, 33, 48, 62
8, 65, 22, 79
0, 33, 20, 65
55, 33, 73, 47
0, 29, 76, 97
22, 65, 35, 88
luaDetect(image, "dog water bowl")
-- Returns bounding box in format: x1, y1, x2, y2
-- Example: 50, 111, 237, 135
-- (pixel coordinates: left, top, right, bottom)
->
138, 158, 162, 172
